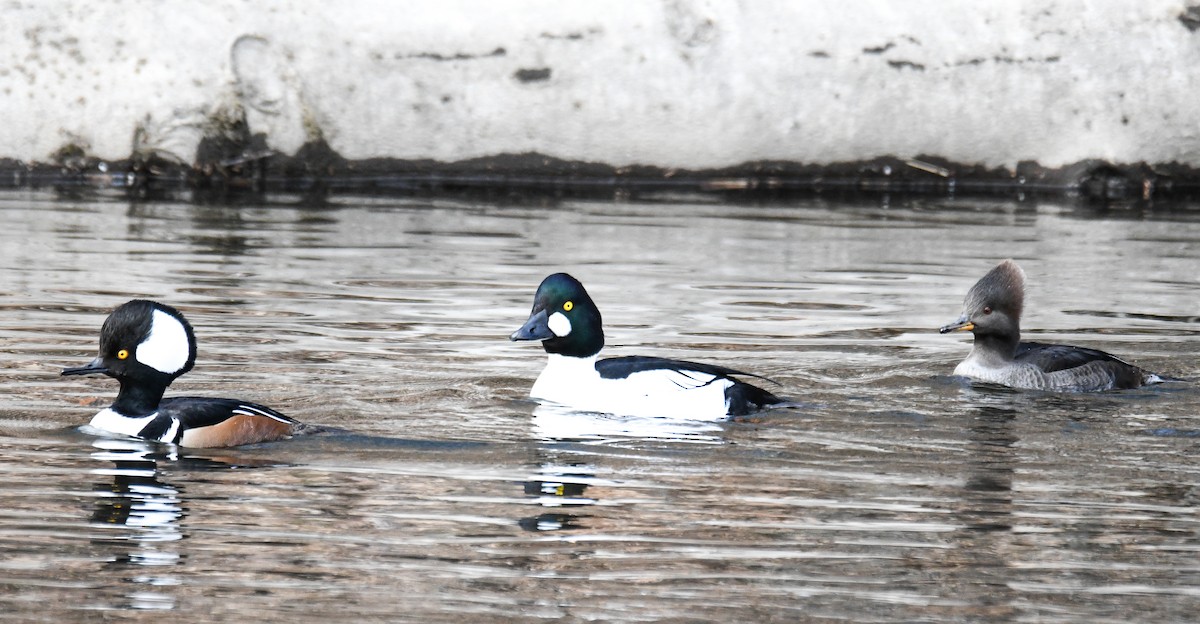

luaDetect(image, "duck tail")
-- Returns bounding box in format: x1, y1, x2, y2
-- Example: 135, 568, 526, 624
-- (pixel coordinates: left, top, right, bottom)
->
725, 382, 794, 416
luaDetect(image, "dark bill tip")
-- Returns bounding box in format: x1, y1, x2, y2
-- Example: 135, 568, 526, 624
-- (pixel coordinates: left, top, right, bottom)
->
938, 319, 975, 334
61, 357, 107, 377
510, 309, 553, 342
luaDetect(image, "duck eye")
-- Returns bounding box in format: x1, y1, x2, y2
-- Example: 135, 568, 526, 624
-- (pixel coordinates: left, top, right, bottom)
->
116, 349, 129, 360
982, 307, 993, 315
563, 301, 574, 312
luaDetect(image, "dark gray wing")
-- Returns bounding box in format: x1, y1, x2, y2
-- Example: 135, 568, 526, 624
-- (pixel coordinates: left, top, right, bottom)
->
1016, 341, 1131, 373
1017, 341, 1153, 390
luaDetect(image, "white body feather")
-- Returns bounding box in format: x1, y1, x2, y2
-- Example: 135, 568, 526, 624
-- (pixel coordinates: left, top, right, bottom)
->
89, 407, 178, 442
530, 354, 734, 420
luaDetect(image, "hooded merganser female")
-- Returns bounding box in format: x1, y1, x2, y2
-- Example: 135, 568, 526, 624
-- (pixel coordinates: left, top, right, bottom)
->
510, 273, 785, 419
939, 259, 1169, 392
62, 300, 300, 447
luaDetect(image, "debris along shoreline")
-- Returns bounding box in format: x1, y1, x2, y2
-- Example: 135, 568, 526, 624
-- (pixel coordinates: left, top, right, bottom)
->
6, 150, 1198, 203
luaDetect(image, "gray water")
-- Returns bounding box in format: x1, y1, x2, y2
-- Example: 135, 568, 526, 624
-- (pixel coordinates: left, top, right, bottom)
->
1, 191, 1198, 622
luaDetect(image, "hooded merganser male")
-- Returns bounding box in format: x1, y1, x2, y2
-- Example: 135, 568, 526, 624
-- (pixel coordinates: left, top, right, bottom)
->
510, 273, 785, 419
939, 259, 1169, 392
62, 300, 300, 447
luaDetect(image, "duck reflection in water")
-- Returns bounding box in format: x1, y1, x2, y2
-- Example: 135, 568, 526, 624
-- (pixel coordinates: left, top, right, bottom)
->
939, 403, 1021, 619
88, 438, 264, 610
89, 438, 185, 610
960, 404, 1017, 533
520, 469, 595, 532
519, 406, 603, 532
518, 403, 724, 532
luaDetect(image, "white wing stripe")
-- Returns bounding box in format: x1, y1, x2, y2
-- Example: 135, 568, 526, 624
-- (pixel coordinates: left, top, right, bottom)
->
232, 405, 291, 423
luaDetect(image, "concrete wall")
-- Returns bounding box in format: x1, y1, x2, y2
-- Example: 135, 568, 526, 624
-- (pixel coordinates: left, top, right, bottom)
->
3, 1, 1200, 172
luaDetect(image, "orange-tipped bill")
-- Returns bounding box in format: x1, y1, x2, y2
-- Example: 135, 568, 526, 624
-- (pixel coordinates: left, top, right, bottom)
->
939, 316, 974, 334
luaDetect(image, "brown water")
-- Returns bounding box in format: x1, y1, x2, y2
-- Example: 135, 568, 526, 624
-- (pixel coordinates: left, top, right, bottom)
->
1, 191, 1199, 622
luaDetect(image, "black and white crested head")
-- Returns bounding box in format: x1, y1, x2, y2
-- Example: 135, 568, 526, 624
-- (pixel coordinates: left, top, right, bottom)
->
98, 299, 197, 380
510, 273, 605, 358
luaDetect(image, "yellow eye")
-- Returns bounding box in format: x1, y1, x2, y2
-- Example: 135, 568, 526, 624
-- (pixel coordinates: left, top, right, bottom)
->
563, 301, 574, 312
116, 349, 129, 360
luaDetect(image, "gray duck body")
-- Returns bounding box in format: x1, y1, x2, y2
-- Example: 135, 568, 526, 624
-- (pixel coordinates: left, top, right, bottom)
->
941, 260, 1166, 392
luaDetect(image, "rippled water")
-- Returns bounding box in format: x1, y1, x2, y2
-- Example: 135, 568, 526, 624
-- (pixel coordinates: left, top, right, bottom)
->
1, 191, 1198, 622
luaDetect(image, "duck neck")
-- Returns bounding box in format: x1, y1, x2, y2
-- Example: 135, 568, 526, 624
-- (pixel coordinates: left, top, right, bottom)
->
111, 379, 168, 417
542, 325, 603, 359
964, 331, 1022, 364
969, 332, 1020, 365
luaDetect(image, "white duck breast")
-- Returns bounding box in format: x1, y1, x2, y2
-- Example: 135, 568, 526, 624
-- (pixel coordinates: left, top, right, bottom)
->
89, 407, 169, 440
529, 354, 735, 420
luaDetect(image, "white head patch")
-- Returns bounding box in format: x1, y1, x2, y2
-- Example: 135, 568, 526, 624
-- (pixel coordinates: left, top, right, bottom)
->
548, 311, 572, 337
136, 309, 191, 374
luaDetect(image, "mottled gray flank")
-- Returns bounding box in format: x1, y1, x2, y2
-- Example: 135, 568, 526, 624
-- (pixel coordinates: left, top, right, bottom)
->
955, 355, 1157, 392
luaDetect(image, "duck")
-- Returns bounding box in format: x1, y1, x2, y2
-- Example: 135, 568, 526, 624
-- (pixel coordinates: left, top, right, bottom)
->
510, 273, 786, 419
62, 299, 300, 447
939, 259, 1170, 391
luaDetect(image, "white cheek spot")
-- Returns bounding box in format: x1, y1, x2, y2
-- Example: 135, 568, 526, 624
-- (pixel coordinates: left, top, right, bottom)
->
548, 311, 572, 337
136, 310, 191, 375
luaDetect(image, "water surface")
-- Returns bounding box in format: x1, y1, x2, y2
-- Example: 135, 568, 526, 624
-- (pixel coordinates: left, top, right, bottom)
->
1, 192, 1198, 622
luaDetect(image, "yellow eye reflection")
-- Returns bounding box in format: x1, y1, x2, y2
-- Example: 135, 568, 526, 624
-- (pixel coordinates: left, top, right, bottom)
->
563, 301, 574, 312
116, 349, 129, 360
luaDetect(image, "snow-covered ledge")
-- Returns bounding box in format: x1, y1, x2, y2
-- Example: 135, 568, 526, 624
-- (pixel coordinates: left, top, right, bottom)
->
3, 1, 1200, 179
